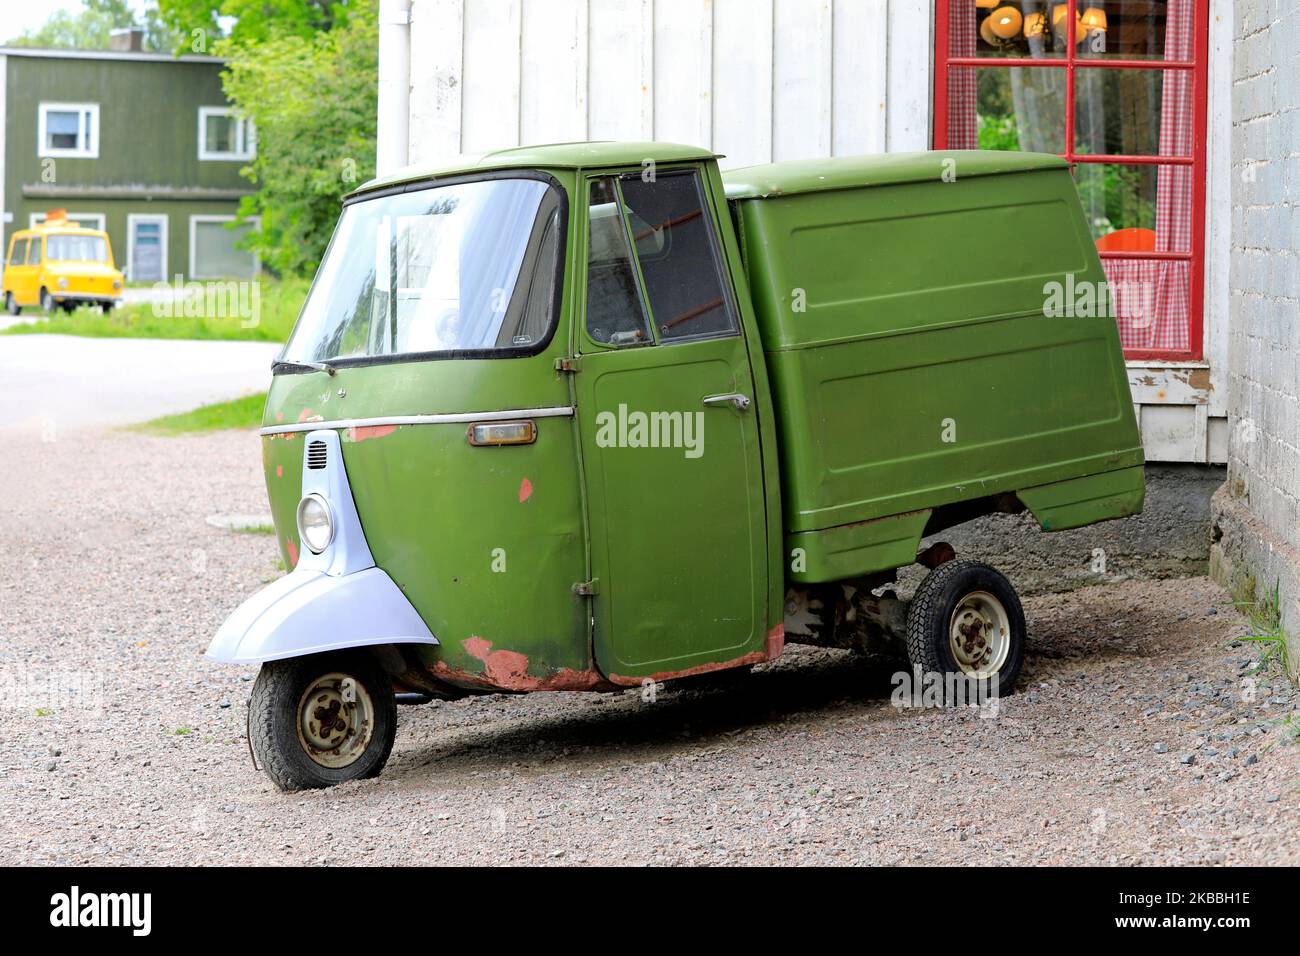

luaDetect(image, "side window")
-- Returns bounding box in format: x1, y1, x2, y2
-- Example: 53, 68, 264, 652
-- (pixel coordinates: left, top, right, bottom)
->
585, 177, 653, 347
8, 238, 26, 266
619, 171, 738, 342
493, 190, 562, 349
26, 238, 41, 265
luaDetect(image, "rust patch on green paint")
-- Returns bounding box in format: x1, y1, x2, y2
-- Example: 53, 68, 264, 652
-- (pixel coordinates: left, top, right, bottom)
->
431, 635, 615, 692
346, 423, 398, 442
607, 649, 768, 687
766, 622, 784, 659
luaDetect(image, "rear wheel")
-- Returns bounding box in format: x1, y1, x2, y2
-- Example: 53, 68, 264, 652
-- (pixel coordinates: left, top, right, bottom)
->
4, 292, 18, 316
39, 287, 54, 314
100, 301, 113, 314
248, 650, 397, 791
905, 560, 1026, 698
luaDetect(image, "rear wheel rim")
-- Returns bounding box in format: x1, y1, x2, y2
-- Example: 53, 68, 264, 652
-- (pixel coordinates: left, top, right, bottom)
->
295, 672, 376, 769
947, 590, 1011, 678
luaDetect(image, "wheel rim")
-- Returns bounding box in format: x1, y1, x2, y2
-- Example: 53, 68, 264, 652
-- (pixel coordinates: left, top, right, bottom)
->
947, 590, 1011, 678
295, 672, 375, 769
41, 290, 51, 311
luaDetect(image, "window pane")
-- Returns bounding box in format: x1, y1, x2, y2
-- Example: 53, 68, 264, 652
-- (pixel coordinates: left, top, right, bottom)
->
585, 177, 652, 347
1075, 0, 1195, 61
619, 172, 736, 342
194, 220, 257, 278
1075, 162, 1191, 251
1103, 258, 1189, 351
1075, 68, 1192, 157
950, 1, 1063, 60
46, 110, 80, 149
46, 235, 108, 262
283, 178, 560, 362
205, 114, 237, 154
948, 66, 1066, 152
11, 238, 28, 265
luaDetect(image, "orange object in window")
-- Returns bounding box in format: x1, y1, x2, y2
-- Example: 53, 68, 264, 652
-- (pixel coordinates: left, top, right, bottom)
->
1094, 227, 1156, 252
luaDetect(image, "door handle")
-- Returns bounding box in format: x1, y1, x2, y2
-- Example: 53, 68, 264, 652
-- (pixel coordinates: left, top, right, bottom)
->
702, 392, 751, 412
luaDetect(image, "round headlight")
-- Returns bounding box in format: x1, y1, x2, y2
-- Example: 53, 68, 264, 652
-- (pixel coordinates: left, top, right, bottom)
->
296, 494, 334, 554
57, 277, 69, 289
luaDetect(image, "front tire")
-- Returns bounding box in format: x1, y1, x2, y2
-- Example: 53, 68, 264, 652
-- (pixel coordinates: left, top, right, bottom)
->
249, 651, 397, 791
4, 292, 19, 316
39, 288, 54, 314
905, 560, 1026, 698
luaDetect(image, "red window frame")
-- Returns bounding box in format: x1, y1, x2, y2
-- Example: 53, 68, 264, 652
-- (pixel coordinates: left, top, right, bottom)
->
932, 0, 1209, 361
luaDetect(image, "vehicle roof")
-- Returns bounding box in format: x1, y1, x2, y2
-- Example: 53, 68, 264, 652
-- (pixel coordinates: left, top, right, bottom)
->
351, 141, 720, 195
722, 150, 1069, 200
15, 225, 106, 237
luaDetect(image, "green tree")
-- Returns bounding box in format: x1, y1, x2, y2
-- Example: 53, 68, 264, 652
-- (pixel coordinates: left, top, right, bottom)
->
156, 0, 351, 50
9, 0, 182, 51
216, 0, 377, 275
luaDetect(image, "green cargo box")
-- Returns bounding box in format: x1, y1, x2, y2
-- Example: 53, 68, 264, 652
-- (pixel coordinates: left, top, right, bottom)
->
723, 151, 1145, 583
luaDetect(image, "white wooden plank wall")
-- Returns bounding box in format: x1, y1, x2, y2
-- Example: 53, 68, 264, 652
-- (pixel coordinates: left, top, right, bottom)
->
407, 0, 933, 169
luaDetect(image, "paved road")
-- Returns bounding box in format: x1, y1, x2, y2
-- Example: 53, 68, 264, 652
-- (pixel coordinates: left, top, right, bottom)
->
0, 334, 281, 436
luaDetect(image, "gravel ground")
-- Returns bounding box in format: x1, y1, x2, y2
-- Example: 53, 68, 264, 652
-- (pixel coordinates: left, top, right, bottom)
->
2, 426, 1297, 866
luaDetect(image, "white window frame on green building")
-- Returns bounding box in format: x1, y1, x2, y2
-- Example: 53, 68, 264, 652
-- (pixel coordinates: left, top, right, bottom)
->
37, 101, 100, 158
188, 214, 259, 280
197, 106, 256, 162
29, 211, 105, 231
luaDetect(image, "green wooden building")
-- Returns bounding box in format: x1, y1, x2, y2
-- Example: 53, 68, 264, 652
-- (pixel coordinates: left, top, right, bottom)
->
0, 35, 256, 283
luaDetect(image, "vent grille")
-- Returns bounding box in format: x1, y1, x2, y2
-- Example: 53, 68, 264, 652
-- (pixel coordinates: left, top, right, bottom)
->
306, 440, 328, 470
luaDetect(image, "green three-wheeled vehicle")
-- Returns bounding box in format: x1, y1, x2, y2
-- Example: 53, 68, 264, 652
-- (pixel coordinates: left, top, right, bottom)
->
208, 142, 1144, 790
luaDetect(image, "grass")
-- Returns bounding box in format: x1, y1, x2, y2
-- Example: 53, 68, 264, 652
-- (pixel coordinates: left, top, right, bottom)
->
129, 392, 267, 435
1, 274, 307, 343
1232, 580, 1290, 673
234, 523, 277, 536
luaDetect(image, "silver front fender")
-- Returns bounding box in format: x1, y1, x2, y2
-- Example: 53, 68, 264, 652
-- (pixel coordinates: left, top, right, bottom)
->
205, 566, 437, 664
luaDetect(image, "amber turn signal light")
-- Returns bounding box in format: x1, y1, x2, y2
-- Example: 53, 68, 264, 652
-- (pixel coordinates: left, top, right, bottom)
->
467, 420, 537, 446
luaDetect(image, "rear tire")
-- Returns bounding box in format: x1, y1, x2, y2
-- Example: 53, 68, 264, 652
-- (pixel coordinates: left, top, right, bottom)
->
249, 650, 397, 791
4, 292, 18, 316
39, 288, 54, 314
905, 560, 1026, 699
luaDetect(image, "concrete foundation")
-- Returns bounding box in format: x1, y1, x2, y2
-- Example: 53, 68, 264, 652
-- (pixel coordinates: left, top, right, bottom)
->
919, 464, 1225, 596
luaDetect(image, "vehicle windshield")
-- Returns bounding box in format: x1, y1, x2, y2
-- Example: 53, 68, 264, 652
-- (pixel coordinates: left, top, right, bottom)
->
45, 234, 108, 262
281, 176, 563, 364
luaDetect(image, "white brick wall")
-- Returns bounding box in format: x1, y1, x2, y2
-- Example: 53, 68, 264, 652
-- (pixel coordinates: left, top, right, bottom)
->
1214, 0, 1300, 671
1227, 0, 1300, 549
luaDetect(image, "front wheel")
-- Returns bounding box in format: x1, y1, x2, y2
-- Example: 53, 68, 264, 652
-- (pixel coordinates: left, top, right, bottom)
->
248, 651, 397, 791
4, 292, 19, 316
39, 288, 54, 314
905, 560, 1026, 699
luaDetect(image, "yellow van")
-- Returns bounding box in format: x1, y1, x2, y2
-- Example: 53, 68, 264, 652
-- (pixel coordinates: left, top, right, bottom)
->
2, 211, 124, 315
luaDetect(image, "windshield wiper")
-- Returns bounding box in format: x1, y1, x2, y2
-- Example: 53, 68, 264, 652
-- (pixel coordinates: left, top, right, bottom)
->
273, 359, 337, 376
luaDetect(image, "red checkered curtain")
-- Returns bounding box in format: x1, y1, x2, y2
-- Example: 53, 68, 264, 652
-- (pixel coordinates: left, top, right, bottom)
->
1111, 0, 1193, 351
948, 1, 978, 149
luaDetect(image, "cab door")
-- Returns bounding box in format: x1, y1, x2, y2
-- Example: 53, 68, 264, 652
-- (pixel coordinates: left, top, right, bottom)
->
22, 235, 43, 303
574, 167, 767, 682
5, 237, 32, 305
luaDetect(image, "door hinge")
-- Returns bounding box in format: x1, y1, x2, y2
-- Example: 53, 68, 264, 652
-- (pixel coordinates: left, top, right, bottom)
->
555, 356, 582, 373
572, 578, 599, 596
